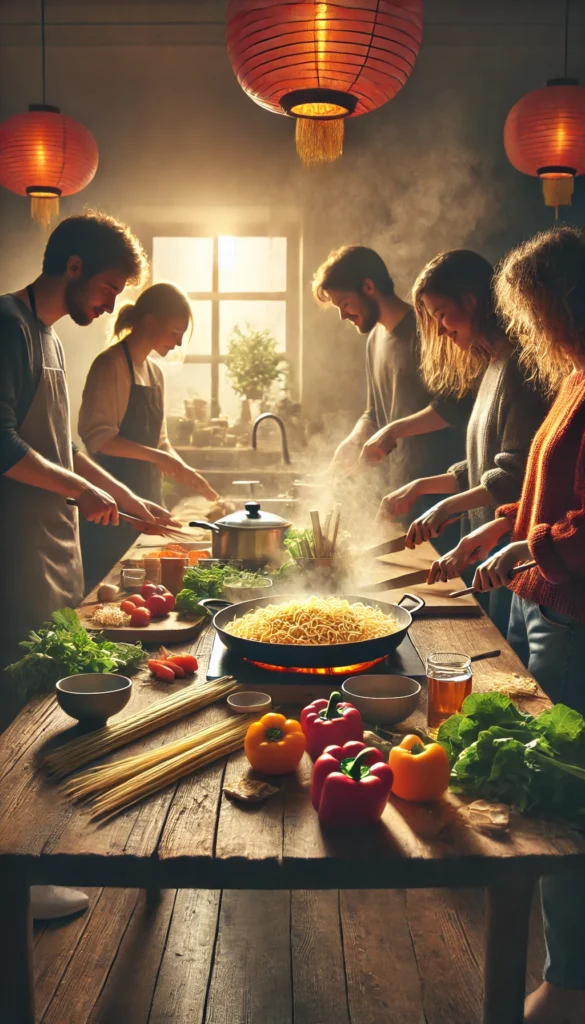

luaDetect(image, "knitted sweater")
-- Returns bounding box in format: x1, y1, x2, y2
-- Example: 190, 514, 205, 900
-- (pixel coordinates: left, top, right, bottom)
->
497, 371, 585, 622
449, 351, 548, 531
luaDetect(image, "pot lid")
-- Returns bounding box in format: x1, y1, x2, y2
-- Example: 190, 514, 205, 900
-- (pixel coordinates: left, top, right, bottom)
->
217, 501, 292, 531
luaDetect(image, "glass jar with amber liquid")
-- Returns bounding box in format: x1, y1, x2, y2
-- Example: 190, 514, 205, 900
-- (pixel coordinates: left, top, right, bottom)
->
426, 653, 472, 730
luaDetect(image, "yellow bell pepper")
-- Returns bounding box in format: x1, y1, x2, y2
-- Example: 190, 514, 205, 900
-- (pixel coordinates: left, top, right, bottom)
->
389, 734, 451, 802
245, 713, 306, 775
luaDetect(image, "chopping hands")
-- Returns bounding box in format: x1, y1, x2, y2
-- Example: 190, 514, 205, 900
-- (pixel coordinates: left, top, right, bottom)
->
427, 518, 515, 588
360, 423, 398, 465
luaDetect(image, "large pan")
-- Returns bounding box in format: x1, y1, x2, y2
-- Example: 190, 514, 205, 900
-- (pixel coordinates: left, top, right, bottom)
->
200, 593, 425, 669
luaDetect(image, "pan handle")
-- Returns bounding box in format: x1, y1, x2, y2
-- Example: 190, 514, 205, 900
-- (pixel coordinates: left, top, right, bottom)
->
188, 520, 220, 533
398, 593, 425, 615
199, 598, 232, 612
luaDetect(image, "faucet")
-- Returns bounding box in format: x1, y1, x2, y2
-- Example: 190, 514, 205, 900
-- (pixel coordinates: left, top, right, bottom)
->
251, 413, 291, 465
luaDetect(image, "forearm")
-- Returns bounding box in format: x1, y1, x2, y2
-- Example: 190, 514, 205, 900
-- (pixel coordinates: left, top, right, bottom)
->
438, 484, 493, 515
389, 404, 450, 440
97, 434, 164, 465
414, 472, 459, 497
73, 450, 131, 503
4, 448, 92, 498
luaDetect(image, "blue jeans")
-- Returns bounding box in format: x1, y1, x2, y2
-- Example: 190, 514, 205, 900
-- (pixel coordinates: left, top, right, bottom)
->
508, 594, 585, 988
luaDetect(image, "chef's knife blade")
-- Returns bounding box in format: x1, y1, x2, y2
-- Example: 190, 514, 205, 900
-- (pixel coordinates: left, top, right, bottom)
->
359, 568, 429, 593
363, 534, 408, 559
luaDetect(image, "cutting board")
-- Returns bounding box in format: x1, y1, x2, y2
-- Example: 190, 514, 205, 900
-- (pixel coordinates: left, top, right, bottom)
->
78, 601, 207, 645
358, 540, 481, 617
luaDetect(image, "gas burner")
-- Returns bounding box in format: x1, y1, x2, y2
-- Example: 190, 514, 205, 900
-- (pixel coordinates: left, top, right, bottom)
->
244, 657, 386, 676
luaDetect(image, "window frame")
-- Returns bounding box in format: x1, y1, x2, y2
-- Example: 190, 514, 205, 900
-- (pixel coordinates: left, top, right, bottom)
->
144, 223, 302, 418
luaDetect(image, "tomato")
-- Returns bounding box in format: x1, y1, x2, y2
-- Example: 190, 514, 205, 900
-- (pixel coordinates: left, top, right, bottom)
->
148, 660, 175, 682
159, 660, 185, 678
141, 582, 158, 600
146, 594, 169, 618
120, 599, 139, 615
162, 591, 175, 612
169, 654, 198, 674
155, 584, 168, 595
129, 606, 151, 628
129, 593, 146, 607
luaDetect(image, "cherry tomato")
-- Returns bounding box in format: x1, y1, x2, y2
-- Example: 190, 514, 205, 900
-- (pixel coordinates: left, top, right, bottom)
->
146, 594, 169, 618
162, 591, 176, 612
159, 660, 186, 678
141, 582, 158, 600
120, 599, 139, 615
130, 606, 151, 628
129, 593, 146, 607
169, 654, 198, 674
147, 660, 175, 682
155, 585, 168, 595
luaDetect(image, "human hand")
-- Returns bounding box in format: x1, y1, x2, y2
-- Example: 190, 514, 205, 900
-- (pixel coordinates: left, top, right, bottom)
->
157, 452, 219, 501
76, 484, 119, 526
376, 481, 421, 524
360, 425, 398, 465
472, 540, 531, 592
139, 499, 182, 528
427, 519, 511, 584
405, 500, 459, 549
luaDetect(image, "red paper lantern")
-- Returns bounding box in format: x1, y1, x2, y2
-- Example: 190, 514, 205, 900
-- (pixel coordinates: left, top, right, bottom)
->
0, 104, 99, 225
504, 78, 585, 214
226, 0, 424, 165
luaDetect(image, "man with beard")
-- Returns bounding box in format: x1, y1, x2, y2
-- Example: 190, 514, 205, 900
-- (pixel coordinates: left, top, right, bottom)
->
312, 245, 470, 519
0, 212, 175, 920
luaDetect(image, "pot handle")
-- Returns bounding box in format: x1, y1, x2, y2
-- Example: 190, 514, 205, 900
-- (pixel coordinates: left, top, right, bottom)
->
398, 593, 426, 615
188, 520, 220, 533
199, 598, 233, 612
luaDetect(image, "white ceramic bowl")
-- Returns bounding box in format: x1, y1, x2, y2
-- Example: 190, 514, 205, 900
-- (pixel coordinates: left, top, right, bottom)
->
222, 578, 273, 605
227, 691, 272, 715
341, 674, 421, 726
56, 673, 132, 725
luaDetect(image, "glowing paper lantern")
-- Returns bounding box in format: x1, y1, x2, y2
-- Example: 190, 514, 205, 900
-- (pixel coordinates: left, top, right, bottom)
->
226, 0, 424, 166
0, 104, 99, 226
504, 78, 585, 215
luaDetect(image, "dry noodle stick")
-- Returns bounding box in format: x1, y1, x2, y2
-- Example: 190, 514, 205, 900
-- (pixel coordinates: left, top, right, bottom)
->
44, 676, 236, 778
89, 725, 249, 821
63, 717, 252, 801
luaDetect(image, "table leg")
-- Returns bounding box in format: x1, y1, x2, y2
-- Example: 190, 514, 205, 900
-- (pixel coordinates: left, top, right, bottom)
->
483, 878, 534, 1024
0, 868, 34, 1024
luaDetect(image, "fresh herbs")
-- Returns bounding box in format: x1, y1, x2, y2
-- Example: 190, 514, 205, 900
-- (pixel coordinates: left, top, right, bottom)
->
6, 608, 145, 700
438, 692, 585, 827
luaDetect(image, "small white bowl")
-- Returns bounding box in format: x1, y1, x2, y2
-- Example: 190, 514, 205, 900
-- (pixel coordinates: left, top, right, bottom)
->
227, 691, 272, 715
222, 578, 273, 605
341, 674, 421, 726
56, 673, 132, 725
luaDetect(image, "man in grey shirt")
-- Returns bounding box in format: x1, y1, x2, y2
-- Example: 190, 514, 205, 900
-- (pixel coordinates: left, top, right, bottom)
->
312, 246, 470, 501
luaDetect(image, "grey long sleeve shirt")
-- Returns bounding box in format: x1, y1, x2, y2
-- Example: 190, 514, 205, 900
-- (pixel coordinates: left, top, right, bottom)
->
449, 351, 549, 531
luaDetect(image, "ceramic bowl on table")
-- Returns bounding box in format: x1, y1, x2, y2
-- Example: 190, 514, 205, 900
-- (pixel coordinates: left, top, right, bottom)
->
227, 691, 272, 715
56, 673, 132, 726
341, 675, 421, 726
222, 576, 273, 605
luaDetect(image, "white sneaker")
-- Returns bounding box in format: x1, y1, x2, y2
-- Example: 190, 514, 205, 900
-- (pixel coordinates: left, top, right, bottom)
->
30, 885, 89, 921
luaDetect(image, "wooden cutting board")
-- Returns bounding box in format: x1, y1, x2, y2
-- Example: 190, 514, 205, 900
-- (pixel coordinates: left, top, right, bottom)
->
78, 601, 207, 645
357, 540, 481, 617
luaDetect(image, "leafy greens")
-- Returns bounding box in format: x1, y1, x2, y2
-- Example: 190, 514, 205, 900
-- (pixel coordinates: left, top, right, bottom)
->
6, 608, 145, 700
438, 692, 585, 828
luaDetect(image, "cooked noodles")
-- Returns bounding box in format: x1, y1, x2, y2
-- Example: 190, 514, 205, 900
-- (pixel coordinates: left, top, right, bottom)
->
225, 596, 399, 646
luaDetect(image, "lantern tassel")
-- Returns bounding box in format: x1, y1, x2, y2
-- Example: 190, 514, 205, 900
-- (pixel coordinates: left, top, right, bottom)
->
295, 118, 344, 167
541, 176, 574, 216
30, 195, 60, 228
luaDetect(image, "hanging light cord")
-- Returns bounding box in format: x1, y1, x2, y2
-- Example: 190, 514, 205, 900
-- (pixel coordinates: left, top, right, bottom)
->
565, 0, 569, 77
41, 0, 46, 104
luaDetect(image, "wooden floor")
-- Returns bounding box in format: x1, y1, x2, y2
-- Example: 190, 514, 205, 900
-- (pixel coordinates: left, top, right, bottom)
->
33, 886, 545, 1023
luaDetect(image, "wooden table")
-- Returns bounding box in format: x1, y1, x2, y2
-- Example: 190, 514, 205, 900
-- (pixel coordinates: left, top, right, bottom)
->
1, 544, 584, 1024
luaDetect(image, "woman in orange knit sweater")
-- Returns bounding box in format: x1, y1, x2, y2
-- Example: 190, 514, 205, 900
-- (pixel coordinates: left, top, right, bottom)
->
430, 226, 585, 1024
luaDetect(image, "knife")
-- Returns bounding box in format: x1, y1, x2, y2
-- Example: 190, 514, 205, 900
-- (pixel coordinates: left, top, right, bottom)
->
362, 534, 408, 559
359, 568, 429, 593
448, 560, 537, 598
65, 498, 189, 540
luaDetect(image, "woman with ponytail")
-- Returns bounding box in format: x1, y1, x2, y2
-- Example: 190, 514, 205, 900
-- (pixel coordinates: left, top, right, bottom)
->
78, 281, 218, 588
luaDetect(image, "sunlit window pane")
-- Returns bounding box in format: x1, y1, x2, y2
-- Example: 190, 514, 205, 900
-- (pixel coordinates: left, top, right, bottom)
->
186, 300, 212, 356
162, 363, 212, 417
218, 363, 244, 423
218, 237, 286, 293
153, 237, 213, 293
219, 300, 286, 354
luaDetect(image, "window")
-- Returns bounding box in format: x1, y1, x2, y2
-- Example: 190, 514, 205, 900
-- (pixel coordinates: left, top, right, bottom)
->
152, 233, 300, 422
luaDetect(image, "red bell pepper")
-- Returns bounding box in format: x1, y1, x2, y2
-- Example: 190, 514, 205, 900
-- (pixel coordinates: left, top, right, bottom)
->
301, 691, 363, 759
311, 741, 393, 827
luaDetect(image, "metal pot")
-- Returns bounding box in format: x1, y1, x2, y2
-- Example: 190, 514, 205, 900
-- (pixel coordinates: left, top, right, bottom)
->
189, 501, 291, 567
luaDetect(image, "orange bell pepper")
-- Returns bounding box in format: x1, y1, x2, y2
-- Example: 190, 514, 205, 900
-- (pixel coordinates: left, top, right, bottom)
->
244, 713, 306, 775
389, 734, 451, 802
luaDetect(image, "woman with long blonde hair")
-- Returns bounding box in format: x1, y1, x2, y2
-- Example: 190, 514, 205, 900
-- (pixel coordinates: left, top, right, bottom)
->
78, 281, 218, 588
378, 249, 548, 629
430, 226, 585, 1024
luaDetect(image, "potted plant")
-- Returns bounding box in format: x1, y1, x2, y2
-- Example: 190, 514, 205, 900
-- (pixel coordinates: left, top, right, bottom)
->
225, 323, 286, 424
